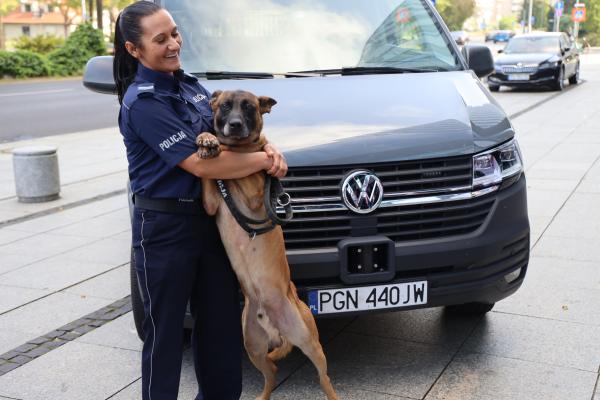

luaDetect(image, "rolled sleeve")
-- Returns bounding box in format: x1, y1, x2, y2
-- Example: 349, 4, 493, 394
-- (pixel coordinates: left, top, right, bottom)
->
128, 97, 198, 168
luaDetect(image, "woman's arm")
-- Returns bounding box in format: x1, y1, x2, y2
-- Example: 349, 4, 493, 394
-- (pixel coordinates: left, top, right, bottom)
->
178, 150, 273, 179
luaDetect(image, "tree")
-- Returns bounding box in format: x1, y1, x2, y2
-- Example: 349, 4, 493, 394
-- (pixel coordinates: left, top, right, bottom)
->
437, 0, 476, 31
47, 0, 81, 37
520, 0, 551, 31
0, 0, 19, 50
104, 0, 134, 39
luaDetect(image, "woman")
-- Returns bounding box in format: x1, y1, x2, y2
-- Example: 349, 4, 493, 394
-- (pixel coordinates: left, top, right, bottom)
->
113, 2, 287, 399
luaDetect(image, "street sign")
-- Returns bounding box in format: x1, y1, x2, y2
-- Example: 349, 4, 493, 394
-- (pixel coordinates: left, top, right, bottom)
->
572, 6, 586, 22
555, 1, 564, 11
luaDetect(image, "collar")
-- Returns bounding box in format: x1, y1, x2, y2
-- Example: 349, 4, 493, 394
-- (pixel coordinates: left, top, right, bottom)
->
136, 63, 197, 92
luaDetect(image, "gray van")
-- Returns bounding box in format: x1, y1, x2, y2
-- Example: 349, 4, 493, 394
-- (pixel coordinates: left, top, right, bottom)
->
84, 0, 529, 336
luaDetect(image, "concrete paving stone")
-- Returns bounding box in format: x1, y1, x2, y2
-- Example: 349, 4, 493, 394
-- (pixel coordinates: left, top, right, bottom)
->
345, 307, 479, 350
525, 188, 571, 217
63, 264, 130, 301
541, 143, 600, 164
463, 312, 600, 372
525, 178, 580, 193
0, 232, 98, 259
525, 167, 587, 181
60, 234, 131, 265
0, 257, 117, 292
0, 341, 139, 400
0, 329, 32, 355
528, 214, 552, 244
542, 193, 600, 238
0, 291, 112, 341
0, 229, 34, 246
532, 236, 600, 262
75, 312, 141, 352
274, 331, 453, 400
494, 275, 600, 326
0, 252, 48, 275
424, 352, 597, 400
0, 285, 50, 315
50, 216, 130, 239
522, 256, 600, 291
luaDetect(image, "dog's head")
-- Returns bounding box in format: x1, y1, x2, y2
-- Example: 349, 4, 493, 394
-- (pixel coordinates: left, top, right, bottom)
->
209, 90, 276, 146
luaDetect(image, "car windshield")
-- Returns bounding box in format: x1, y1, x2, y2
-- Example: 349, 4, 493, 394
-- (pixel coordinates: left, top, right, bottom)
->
162, 0, 461, 74
504, 36, 559, 54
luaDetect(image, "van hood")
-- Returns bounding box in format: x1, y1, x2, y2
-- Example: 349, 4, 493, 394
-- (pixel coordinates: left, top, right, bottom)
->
495, 52, 556, 65
201, 71, 513, 167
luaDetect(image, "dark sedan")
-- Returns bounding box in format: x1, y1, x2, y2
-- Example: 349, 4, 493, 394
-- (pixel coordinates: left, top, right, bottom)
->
488, 32, 580, 91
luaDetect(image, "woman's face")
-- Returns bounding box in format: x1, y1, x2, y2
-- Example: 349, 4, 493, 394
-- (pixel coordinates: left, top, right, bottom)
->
127, 9, 182, 73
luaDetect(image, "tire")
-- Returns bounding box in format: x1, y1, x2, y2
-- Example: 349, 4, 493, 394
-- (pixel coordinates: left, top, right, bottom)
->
445, 302, 495, 316
569, 64, 580, 85
554, 67, 565, 91
488, 84, 500, 92
130, 247, 145, 341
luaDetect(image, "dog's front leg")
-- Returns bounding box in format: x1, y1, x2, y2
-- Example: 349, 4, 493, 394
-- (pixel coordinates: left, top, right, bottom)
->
196, 132, 222, 159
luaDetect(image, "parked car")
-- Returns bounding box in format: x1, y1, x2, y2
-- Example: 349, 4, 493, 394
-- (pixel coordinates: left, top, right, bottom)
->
485, 30, 499, 42
488, 32, 580, 91
84, 0, 529, 338
451, 30, 469, 45
493, 30, 514, 43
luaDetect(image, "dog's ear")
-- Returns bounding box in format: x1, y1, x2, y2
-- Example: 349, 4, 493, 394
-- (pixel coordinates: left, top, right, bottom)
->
209, 90, 223, 112
258, 96, 277, 114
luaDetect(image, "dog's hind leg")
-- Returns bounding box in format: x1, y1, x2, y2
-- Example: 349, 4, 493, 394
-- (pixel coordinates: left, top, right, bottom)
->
243, 301, 278, 400
271, 300, 339, 400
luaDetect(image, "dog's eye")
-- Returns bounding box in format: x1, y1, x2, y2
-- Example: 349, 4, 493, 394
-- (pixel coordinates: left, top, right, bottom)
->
244, 103, 255, 112
221, 101, 232, 111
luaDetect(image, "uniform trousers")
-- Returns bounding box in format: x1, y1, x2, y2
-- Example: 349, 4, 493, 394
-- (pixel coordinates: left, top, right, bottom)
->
132, 206, 242, 400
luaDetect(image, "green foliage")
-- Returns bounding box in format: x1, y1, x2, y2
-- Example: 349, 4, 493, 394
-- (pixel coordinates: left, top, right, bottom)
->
521, 0, 551, 30
0, 50, 50, 78
436, 0, 476, 31
47, 23, 106, 76
498, 16, 517, 31
14, 34, 65, 54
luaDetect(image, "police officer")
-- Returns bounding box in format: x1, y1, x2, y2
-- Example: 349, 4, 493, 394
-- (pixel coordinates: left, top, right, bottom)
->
113, 3, 287, 399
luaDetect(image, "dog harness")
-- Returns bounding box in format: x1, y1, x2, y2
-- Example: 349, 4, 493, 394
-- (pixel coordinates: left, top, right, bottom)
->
216, 173, 293, 238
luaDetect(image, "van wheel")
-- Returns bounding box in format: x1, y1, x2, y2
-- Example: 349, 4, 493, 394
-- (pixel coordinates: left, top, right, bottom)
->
445, 302, 495, 316
130, 247, 145, 341
488, 84, 500, 92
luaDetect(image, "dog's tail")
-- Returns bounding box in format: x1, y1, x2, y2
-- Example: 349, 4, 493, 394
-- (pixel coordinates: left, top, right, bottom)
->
268, 337, 293, 362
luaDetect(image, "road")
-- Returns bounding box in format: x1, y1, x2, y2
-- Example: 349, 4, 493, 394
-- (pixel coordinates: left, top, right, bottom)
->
0, 79, 118, 143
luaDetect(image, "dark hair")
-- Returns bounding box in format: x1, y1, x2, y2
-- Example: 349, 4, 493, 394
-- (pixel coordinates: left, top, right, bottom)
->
113, 1, 162, 105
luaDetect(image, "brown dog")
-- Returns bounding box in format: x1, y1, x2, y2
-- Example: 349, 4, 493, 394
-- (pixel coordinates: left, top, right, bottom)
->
196, 90, 339, 400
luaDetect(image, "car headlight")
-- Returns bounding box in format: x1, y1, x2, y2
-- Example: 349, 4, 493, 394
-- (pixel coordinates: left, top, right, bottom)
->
473, 139, 523, 191
539, 59, 559, 69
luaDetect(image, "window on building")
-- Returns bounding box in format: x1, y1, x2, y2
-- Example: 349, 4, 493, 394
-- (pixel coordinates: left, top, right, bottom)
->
24, 4, 32, 12
22, 26, 31, 36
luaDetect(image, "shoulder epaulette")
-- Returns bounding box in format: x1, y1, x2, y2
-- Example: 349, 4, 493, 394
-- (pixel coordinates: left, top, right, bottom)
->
136, 83, 155, 98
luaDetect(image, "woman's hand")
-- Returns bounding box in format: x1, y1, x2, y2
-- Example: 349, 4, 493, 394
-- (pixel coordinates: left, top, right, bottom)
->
263, 143, 288, 178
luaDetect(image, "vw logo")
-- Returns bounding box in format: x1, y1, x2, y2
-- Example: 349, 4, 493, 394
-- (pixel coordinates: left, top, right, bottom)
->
341, 170, 384, 214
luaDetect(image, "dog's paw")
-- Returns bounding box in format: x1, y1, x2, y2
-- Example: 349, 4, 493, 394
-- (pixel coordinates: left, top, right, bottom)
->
196, 132, 221, 159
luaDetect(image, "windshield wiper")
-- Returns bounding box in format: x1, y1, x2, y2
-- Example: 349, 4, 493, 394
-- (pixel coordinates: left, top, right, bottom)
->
197, 71, 275, 80
340, 66, 438, 75
291, 66, 438, 76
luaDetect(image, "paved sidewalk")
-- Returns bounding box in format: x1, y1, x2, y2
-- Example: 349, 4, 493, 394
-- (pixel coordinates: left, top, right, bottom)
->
0, 54, 599, 399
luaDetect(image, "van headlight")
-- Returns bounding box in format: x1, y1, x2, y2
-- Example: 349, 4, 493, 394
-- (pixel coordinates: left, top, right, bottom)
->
473, 139, 523, 190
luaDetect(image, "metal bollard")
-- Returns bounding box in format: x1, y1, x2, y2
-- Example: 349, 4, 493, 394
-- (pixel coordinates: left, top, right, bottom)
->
12, 146, 61, 203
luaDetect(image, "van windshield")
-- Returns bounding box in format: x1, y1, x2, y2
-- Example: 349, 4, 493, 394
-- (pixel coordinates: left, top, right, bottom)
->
162, 0, 461, 75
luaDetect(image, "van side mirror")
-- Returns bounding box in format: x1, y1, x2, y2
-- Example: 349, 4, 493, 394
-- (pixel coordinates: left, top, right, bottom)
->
461, 44, 494, 78
497, 49, 504, 54
83, 56, 116, 95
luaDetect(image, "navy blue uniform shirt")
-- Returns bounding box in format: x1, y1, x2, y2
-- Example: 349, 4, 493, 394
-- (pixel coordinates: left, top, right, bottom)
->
119, 63, 213, 199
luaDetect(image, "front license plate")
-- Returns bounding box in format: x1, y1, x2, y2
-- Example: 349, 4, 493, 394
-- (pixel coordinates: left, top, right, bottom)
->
308, 281, 427, 315
508, 73, 530, 81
